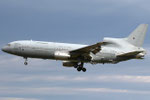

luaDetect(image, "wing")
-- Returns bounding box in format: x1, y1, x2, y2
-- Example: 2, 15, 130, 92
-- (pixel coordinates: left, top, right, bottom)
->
69, 42, 106, 60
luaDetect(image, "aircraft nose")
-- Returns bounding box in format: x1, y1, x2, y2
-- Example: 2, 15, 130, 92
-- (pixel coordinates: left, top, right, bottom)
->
1, 46, 8, 52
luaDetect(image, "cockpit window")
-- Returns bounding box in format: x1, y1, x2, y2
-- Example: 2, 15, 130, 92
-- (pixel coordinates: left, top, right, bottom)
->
7, 44, 11, 46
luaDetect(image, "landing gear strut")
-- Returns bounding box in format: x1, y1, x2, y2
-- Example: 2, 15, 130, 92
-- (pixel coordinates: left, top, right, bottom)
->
24, 57, 28, 65
74, 62, 86, 72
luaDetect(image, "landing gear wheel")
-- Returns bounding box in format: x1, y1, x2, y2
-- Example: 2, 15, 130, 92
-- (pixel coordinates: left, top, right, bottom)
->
24, 62, 28, 65
74, 65, 78, 68
24, 57, 28, 65
77, 67, 82, 72
82, 68, 86, 72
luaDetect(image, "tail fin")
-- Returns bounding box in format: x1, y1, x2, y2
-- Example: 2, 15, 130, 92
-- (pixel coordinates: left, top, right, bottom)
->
126, 24, 148, 47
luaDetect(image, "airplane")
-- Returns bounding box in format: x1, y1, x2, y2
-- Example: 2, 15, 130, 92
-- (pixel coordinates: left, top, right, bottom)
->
1, 24, 148, 72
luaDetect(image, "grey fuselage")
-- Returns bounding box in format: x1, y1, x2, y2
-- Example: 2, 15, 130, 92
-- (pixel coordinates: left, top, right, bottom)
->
1, 24, 148, 71
2, 39, 144, 64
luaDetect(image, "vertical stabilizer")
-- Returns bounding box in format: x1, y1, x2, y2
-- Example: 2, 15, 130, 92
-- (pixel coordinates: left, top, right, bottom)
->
126, 24, 148, 47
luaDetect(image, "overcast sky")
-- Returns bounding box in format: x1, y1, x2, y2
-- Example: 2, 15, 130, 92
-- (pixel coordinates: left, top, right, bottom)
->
0, 0, 150, 100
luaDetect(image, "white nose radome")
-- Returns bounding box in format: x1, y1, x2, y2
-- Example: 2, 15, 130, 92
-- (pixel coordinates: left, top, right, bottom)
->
1, 46, 9, 52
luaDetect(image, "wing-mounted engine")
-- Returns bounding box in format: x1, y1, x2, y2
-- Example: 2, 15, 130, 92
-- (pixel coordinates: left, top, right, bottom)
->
54, 51, 71, 60
62, 61, 77, 67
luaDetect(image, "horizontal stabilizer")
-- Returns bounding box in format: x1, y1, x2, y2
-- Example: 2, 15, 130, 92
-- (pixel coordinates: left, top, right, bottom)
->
117, 51, 143, 57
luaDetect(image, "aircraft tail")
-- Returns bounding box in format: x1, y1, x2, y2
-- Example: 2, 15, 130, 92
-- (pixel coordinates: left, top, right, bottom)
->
126, 24, 148, 47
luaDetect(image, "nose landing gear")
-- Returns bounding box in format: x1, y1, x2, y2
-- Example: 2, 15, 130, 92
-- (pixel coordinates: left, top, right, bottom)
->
24, 57, 28, 65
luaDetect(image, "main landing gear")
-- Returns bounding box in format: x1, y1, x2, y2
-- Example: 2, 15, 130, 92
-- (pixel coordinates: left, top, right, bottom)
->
24, 57, 28, 65
74, 62, 86, 72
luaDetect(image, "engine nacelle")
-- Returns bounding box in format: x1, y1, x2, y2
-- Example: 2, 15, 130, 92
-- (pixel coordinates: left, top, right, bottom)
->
63, 61, 77, 67
54, 51, 71, 60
